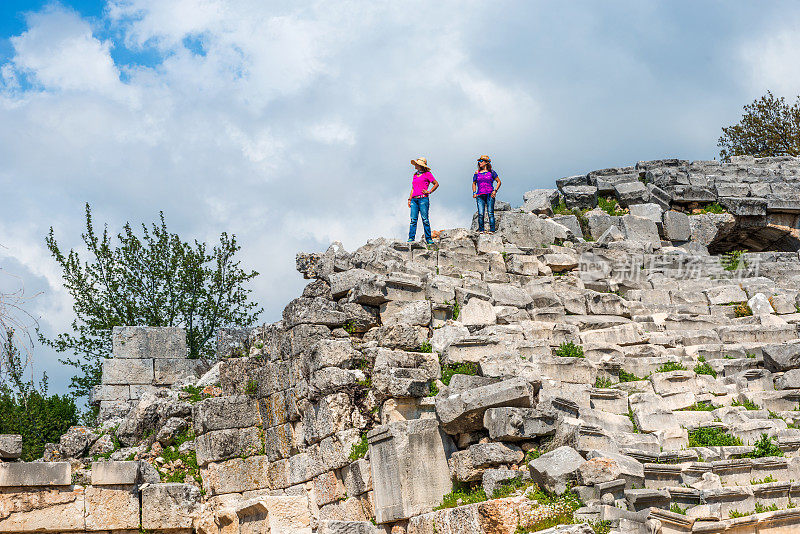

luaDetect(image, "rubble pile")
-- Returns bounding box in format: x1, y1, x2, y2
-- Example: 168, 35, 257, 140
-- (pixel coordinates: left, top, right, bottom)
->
5, 156, 800, 533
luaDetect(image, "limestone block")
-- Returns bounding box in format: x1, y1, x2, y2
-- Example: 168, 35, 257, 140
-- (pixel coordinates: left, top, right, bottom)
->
552, 215, 582, 239
0, 435, 22, 459
481, 468, 531, 498
436, 377, 535, 434
154, 358, 207, 386
507, 254, 548, 276
614, 181, 649, 206
330, 269, 376, 298
522, 189, 559, 214
619, 214, 660, 248
487, 283, 533, 308
112, 325, 187, 359
283, 297, 347, 328
0, 461, 71, 486
563, 185, 598, 209
363, 324, 428, 351
262, 495, 312, 533
101, 358, 154, 385
318, 520, 379, 534
141, 483, 201, 529
367, 418, 451, 523
459, 298, 497, 327
343, 459, 372, 496
579, 323, 646, 346
495, 212, 564, 249
265, 423, 296, 461
483, 407, 556, 441
528, 446, 586, 494
704, 285, 748, 305
91, 461, 139, 485
379, 300, 431, 327
0, 487, 85, 531
193, 395, 261, 434
663, 210, 690, 241
202, 455, 269, 495
84, 485, 140, 530
586, 208, 613, 240
628, 202, 663, 224
90, 384, 131, 403
196, 427, 263, 466
449, 442, 524, 482
748, 293, 774, 315
762, 343, 800, 372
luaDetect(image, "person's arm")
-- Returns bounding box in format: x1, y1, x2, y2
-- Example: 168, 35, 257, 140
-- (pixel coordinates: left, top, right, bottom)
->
472, 174, 478, 198
408, 188, 413, 207
427, 179, 439, 195
491, 172, 501, 198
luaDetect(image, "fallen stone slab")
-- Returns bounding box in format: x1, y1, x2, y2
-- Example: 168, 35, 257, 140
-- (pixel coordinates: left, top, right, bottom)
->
483, 407, 556, 441
0, 434, 22, 459
0, 462, 71, 487
329, 268, 375, 298
367, 418, 451, 523
318, 521, 379, 534
436, 377, 536, 434
449, 442, 524, 481
762, 343, 800, 372
528, 446, 587, 494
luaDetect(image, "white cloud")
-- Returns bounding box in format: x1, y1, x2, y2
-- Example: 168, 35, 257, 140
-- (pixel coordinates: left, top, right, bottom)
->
9, 5, 128, 99
739, 17, 800, 97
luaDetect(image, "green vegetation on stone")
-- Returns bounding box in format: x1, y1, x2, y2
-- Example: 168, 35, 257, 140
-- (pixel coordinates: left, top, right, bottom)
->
441, 361, 478, 386
741, 433, 783, 459
657, 361, 686, 373
555, 341, 584, 358
434, 482, 487, 510
348, 433, 368, 462
732, 398, 760, 411
688, 427, 743, 447
694, 362, 717, 378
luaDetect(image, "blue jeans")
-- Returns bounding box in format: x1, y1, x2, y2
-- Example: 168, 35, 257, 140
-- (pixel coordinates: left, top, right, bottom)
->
409, 196, 432, 242
476, 194, 495, 232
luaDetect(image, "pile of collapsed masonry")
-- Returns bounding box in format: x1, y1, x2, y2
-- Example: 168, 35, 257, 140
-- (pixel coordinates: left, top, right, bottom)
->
6, 156, 800, 534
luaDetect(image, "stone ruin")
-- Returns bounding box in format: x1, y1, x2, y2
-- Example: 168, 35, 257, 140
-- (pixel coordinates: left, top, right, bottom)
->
7, 155, 800, 533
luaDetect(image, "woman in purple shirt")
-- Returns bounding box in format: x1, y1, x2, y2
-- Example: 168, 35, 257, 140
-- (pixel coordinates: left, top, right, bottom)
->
408, 157, 439, 244
472, 155, 501, 233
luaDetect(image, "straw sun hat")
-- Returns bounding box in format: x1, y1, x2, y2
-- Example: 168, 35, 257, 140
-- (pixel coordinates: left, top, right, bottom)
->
411, 157, 430, 170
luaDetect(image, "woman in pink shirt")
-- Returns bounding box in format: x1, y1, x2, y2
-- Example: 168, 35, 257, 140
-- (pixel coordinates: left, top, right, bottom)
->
472, 155, 501, 233
408, 157, 439, 244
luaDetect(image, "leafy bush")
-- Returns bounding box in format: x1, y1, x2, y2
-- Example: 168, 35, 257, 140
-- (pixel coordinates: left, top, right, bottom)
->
732, 399, 760, 411
348, 433, 368, 461
680, 402, 716, 412
452, 300, 460, 320
0, 388, 79, 461
657, 361, 686, 373
158, 429, 200, 485
742, 433, 783, 459
418, 341, 433, 353
181, 385, 211, 404
597, 196, 625, 216
244, 380, 258, 396
670, 503, 687, 515
492, 476, 533, 498
435, 482, 487, 510
734, 303, 753, 317
694, 362, 717, 378
618, 369, 645, 382
441, 361, 478, 386
688, 427, 743, 447
697, 202, 726, 214
594, 376, 614, 388
555, 342, 584, 358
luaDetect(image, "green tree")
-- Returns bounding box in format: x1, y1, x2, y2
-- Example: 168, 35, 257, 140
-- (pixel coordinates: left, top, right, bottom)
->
44, 204, 262, 399
0, 329, 78, 461
719, 91, 800, 160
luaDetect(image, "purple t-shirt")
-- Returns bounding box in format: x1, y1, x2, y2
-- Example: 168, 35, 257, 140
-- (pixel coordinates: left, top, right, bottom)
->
473, 171, 497, 195
411, 171, 435, 198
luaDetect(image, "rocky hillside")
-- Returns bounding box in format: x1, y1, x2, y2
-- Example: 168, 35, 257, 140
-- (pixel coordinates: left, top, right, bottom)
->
5, 155, 800, 534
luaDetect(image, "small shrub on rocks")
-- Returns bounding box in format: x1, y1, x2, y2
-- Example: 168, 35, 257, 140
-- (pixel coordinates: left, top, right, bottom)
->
742, 433, 783, 459
440, 361, 478, 386
435, 482, 487, 510
348, 433, 368, 462
694, 362, 717, 378
732, 398, 761, 411
734, 303, 753, 317
657, 361, 686, 373
688, 427, 743, 447
555, 342, 584, 358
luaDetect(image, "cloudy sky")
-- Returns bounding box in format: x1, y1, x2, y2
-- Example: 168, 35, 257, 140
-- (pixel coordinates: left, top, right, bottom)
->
1, 0, 799, 395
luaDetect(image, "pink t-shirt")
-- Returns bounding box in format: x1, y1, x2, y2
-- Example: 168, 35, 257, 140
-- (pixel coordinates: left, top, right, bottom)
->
411, 171, 435, 198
